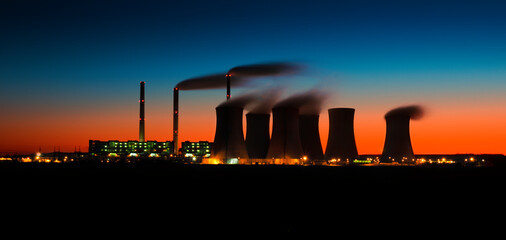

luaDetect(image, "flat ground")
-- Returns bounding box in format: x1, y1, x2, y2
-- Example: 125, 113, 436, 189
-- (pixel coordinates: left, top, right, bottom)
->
1, 163, 505, 237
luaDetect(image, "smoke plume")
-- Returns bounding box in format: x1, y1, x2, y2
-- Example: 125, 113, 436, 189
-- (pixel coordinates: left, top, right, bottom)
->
217, 92, 258, 109
228, 62, 303, 77
175, 73, 250, 90
175, 62, 303, 90
274, 89, 331, 114
249, 87, 284, 114
385, 105, 425, 120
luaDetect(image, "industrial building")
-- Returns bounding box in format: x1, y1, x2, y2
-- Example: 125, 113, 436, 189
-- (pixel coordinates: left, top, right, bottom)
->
89, 140, 173, 157
85, 74, 426, 165
89, 82, 175, 158
181, 141, 212, 158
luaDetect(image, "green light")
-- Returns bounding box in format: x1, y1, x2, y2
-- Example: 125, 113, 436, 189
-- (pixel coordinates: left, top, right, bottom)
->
353, 159, 372, 164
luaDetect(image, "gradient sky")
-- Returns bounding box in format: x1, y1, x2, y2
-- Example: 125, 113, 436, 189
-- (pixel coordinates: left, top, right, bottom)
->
1, 0, 506, 154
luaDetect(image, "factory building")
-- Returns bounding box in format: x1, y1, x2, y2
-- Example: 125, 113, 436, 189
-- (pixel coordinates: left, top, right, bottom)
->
181, 141, 212, 158
89, 140, 173, 157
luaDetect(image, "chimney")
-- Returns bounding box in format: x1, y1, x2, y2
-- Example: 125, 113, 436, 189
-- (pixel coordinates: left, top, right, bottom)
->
299, 114, 324, 161
266, 107, 303, 160
211, 106, 248, 163
139, 81, 145, 142
173, 87, 179, 155
245, 113, 270, 159
324, 108, 359, 161
226, 74, 231, 100
380, 115, 415, 163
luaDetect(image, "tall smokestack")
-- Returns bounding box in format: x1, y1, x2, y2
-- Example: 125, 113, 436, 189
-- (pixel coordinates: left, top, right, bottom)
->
266, 107, 303, 160
245, 113, 270, 159
380, 105, 424, 163
226, 74, 231, 100
173, 87, 179, 155
299, 114, 324, 161
139, 81, 145, 142
212, 106, 248, 163
324, 108, 358, 161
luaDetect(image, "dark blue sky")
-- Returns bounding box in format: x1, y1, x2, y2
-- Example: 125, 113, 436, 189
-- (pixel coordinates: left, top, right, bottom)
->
3, 0, 506, 81
1, 0, 506, 153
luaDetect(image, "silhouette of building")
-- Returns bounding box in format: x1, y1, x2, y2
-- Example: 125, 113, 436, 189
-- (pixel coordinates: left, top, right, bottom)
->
211, 106, 248, 163
299, 114, 324, 161
325, 108, 359, 162
245, 113, 270, 159
267, 107, 304, 162
181, 141, 211, 157
380, 105, 423, 163
89, 140, 173, 157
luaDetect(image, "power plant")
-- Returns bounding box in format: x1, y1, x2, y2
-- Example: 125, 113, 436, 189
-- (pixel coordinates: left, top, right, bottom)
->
380, 105, 424, 163
174, 81, 424, 165
89, 81, 177, 158
299, 114, 324, 161
324, 108, 359, 161
84, 67, 429, 166
165, 62, 425, 165
245, 113, 270, 159
266, 107, 304, 161
211, 106, 249, 163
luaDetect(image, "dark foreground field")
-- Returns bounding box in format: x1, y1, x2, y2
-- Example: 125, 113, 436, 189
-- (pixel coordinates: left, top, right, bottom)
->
1, 162, 505, 237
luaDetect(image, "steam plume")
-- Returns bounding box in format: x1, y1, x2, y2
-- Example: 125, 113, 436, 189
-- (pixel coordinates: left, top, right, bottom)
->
217, 92, 258, 108
385, 105, 424, 120
175, 73, 249, 90
175, 62, 303, 90
249, 87, 284, 114
228, 62, 303, 77
274, 89, 331, 114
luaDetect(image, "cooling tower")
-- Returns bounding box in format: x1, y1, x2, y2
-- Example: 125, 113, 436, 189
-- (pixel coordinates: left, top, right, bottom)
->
245, 113, 270, 159
212, 106, 248, 162
380, 115, 415, 163
266, 107, 303, 159
299, 114, 324, 160
324, 108, 358, 161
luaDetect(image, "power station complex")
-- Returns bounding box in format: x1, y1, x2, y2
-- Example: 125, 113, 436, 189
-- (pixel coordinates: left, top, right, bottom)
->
89, 82, 211, 159
90, 76, 423, 165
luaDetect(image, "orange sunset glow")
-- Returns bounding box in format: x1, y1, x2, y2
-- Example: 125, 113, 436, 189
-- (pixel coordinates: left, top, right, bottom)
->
2, 87, 505, 156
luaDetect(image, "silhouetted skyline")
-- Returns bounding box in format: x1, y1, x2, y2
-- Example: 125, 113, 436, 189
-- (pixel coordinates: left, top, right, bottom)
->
2, 0, 506, 154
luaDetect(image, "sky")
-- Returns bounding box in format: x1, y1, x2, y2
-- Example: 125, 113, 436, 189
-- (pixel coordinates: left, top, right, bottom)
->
1, 0, 506, 154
